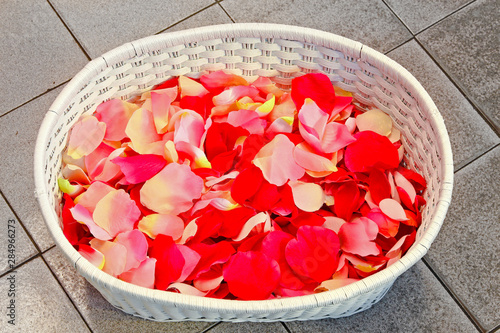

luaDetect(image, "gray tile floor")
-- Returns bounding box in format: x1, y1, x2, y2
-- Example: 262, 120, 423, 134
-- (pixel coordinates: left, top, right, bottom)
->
0, 0, 498, 332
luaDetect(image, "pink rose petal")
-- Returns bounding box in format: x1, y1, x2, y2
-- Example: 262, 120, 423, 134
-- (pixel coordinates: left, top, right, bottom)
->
140, 163, 204, 215
379, 198, 409, 221
138, 214, 184, 240
119, 257, 156, 289
111, 154, 167, 184
93, 189, 141, 238
95, 99, 138, 141
90, 239, 127, 277
338, 217, 380, 256
253, 134, 305, 186
114, 230, 148, 271
67, 116, 106, 159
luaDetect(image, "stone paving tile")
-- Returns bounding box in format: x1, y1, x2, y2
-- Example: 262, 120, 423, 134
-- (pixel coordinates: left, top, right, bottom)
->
164, 4, 232, 33
0, 257, 90, 332
384, 0, 472, 33
43, 247, 214, 333
50, 0, 216, 58
0, 195, 37, 276
285, 261, 477, 333
0, 0, 87, 116
425, 147, 500, 331
417, 0, 500, 130
220, 0, 411, 53
0, 87, 64, 251
387, 40, 499, 169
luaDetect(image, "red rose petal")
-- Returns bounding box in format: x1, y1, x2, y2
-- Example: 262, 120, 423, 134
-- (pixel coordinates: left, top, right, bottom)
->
285, 225, 340, 282
369, 169, 391, 205
344, 131, 400, 173
333, 181, 360, 221
111, 154, 167, 184
223, 251, 280, 300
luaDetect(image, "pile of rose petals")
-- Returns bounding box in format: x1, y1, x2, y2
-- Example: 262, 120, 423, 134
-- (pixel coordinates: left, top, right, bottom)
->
59, 71, 427, 300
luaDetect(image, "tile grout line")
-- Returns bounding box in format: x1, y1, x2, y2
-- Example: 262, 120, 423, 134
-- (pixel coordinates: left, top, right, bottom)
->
281, 321, 293, 333
217, 1, 236, 23
454, 143, 500, 173
0, 79, 70, 119
199, 321, 222, 332
0, 190, 42, 254
155, 2, 221, 35
487, 323, 500, 333
0, 244, 54, 279
412, 38, 500, 137
45, 0, 92, 61
384, 36, 414, 55
39, 253, 95, 333
422, 258, 485, 332
414, 0, 478, 35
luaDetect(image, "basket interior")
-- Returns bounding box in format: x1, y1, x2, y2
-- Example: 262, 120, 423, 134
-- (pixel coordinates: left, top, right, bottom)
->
35, 23, 453, 317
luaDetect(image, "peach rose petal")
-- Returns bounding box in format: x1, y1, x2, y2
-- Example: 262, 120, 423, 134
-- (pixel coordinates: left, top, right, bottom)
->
322, 216, 346, 234
227, 109, 267, 135
78, 244, 105, 270
393, 171, 417, 204
93, 189, 141, 238
138, 214, 185, 240
62, 164, 90, 184
379, 198, 409, 221
67, 116, 106, 159
174, 110, 205, 147
114, 230, 148, 271
125, 108, 162, 154
212, 85, 259, 106
289, 181, 325, 212
233, 212, 270, 242
179, 75, 209, 98
355, 109, 393, 136
90, 239, 127, 277
140, 163, 204, 215
253, 134, 305, 186
119, 257, 156, 289
74, 181, 114, 213
150, 88, 177, 134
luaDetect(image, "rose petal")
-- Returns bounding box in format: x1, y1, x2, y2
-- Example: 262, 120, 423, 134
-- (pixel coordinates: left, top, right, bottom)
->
369, 169, 391, 205
393, 171, 416, 204
150, 88, 177, 134
173, 110, 205, 147
322, 216, 346, 234
293, 142, 337, 173
119, 257, 156, 289
125, 108, 162, 154
233, 212, 270, 242
70, 204, 112, 241
200, 70, 249, 92
212, 85, 259, 106
188, 242, 235, 280
379, 198, 409, 221
333, 181, 360, 221
167, 283, 208, 297
253, 134, 305, 186
338, 217, 380, 256
223, 251, 280, 300
227, 109, 266, 135
90, 239, 127, 277
62, 164, 90, 185
355, 109, 393, 136
93, 189, 141, 238
95, 99, 138, 141
179, 75, 209, 97
291, 73, 351, 116
344, 131, 400, 173
78, 244, 105, 270
138, 214, 184, 240
111, 154, 167, 184
367, 207, 399, 238
140, 163, 204, 215
114, 230, 148, 271
285, 225, 340, 282
251, 76, 283, 98
175, 141, 211, 169
289, 181, 325, 212
67, 116, 106, 159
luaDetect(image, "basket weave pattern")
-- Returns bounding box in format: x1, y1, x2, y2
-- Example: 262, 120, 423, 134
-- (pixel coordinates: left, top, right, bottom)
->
34, 23, 453, 322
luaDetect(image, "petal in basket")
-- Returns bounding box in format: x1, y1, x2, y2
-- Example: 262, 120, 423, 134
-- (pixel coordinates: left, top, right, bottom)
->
34, 23, 453, 322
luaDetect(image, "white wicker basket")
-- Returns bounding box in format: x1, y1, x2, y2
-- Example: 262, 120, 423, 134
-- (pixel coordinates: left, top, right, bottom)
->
34, 23, 453, 322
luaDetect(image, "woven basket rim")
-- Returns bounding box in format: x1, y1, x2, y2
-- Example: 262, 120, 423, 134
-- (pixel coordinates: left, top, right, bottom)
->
34, 23, 454, 315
